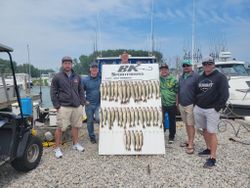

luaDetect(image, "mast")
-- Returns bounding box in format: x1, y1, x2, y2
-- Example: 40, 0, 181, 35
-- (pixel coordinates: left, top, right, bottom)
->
27, 44, 31, 93
150, 0, 155, 55
191, 0, 196, 65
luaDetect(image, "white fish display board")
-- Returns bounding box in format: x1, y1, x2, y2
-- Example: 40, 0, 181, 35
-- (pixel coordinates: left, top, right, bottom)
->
99, 63, 166, 155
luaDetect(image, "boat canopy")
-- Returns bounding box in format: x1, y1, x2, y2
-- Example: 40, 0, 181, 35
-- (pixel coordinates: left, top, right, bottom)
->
0, 43, 13, 52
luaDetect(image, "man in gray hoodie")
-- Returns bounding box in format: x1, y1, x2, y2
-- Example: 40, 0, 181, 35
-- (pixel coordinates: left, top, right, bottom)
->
50, 56, 85, 158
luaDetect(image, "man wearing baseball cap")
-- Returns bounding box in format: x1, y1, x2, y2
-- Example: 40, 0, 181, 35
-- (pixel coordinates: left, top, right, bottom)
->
159, 63, 178, 144
178, 59, 199, 154
50, 56, 86, 158
82, 62, 101, 143
194, 56, 229, 168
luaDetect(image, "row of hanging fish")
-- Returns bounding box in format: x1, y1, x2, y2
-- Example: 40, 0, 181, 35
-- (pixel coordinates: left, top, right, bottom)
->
124, 130, 144, 151
100, 80, 160, 104
99, 106, 163, 130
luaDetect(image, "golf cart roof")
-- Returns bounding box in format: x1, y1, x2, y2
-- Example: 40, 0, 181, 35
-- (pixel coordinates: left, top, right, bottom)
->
0, 43, 13, 52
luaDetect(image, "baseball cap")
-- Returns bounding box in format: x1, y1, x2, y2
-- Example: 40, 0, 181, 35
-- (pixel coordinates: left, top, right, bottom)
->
202, 56, 214, 65
159, 63, 169, 69
89, 62, 98, 68
61, 56, 73, 63
182, 59, 192, 66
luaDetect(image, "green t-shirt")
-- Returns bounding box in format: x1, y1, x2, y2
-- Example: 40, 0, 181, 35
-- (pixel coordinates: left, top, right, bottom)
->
160, 75, 178, 107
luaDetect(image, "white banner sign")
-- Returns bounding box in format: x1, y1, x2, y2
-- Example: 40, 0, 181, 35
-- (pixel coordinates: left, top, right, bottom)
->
99, 63, 165, 155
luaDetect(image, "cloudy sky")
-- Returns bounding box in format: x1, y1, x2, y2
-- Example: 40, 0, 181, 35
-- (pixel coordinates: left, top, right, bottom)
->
0, 0, 250, 70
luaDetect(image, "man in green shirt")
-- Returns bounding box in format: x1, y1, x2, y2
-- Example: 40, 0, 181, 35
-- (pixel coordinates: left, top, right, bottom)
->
160, 63, 178, 143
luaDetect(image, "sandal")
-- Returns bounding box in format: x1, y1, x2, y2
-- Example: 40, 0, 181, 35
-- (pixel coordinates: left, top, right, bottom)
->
186, 147, 194, 154
180, 142, 195, 148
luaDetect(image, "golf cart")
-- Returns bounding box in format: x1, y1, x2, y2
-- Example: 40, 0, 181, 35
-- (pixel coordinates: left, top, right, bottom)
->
0, 43, 43, 172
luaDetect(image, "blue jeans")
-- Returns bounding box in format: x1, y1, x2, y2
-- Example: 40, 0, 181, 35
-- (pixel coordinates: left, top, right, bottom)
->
85, 104, 100, 139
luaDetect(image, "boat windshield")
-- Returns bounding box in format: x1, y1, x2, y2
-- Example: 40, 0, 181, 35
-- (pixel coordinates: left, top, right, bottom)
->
216, 64, 249, 76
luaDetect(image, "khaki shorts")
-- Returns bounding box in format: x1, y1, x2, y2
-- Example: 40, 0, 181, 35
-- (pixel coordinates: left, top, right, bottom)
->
193, 105, 220, 134
179, 104, 195, 126
57, 105, 83, 131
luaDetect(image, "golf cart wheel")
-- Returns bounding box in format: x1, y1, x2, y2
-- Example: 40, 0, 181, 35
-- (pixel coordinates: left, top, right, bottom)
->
11, 136, 43, 172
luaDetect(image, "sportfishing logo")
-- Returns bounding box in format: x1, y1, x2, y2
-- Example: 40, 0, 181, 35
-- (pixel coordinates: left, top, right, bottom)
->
112, 64, 152, 77
198, 79, 214, 92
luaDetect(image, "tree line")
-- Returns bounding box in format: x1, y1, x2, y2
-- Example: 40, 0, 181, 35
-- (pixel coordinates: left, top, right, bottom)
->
0, 49, 163, 77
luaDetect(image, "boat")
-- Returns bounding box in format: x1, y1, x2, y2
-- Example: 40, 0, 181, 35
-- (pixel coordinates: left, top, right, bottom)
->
197, 51, 250, 118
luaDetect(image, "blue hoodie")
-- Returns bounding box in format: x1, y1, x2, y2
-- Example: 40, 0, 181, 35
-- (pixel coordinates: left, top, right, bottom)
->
82, 75, 101, 106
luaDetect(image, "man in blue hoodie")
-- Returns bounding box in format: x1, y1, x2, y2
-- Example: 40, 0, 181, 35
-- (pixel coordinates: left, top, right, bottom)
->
194, 56, 229, 168
82, 62, 101, 143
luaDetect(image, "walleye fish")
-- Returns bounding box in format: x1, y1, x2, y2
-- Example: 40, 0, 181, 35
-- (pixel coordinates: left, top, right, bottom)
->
155, 80, 160, 99
103, 107, 107, 126
126, 82, 131, 103
138, 107, 145, 129
148, 81, 153, 99
137, 81, 142, 101
124, 130, 128, 150
132, 130, 136, 151
142, 81, 147, 102
117, 108, 122, 127
100, 83, 104, 100
134, 107, 139, 126
114, 107, 118, 123
122, 81, 126, 104
154, 107, 158, 126
146, 107, 151, 126
158, 107, 163, 128
142, 107, 147, 128
152, 80, 157, 99
130, 107, 135, 127
127, 130, 131, 151
107, 108, 112, 129
139, 130, 144, 151
99, 108, 103, 128
110, 82, 115, 101
133, 81, 139, 102
102, 82, 107, 100
122, 108, 127, 129
135, 130, 140, 151
145, 81, 150, 99
126, 107, 131, 127
118, 81, 123, 103
150, 107, 154, 126
130, 81, 135, 102
114, 81, 118, 102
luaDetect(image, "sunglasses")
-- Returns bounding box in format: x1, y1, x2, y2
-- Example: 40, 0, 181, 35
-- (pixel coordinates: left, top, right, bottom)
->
182, 64, 191, 68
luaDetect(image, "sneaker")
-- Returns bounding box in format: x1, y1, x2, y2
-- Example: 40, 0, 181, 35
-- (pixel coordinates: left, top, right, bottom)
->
203, 158, 216, 168
90, 137, 97, 144
198, 149, 211, 156
72, 143, 85, 152
54, 148, 63, 158
168, 139, 174, 144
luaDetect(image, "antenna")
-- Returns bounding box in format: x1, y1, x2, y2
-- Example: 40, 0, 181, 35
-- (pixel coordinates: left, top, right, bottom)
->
97, 13, 102, 57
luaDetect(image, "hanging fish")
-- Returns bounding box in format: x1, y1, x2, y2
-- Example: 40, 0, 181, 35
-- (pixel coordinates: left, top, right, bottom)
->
99, 108, 103, 128
102, 82, 107, 100
134, 107, 139, 126
133, 81, 139, 102
138, 107, 145, 129
154, 107, 158, 126
139, 130, 144, 151
122, 81, 126, 104
132, 130, 136, 151
100, 83, 104, 100
117, 108, 122, 127
130, 107, 135, 127
148, 81, 153, 99
113, 107, 118, 124
158, 107, 163, 128
150, 107, 155, 126
130, 81, 135, 102
122, 108, 127, 129
103, 107, 107, 126
124, 130, 128, 150
146, 107, 151, 126
118, 81, 123, 103
138, 81, 142, 101
156, 80, 160, 99
127, 130, 131, 151
135, 130, 140, 151
107, 108, 112, 129
126, 107, 131, 128
145, 81, 149, 100
142, 107, 147, 128
114, 81, 118, 102
125, 82, 130, 103
142, 81, 147, 102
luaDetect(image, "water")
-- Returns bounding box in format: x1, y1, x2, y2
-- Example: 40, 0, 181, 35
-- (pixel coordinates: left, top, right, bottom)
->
20, 86, 52, 108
